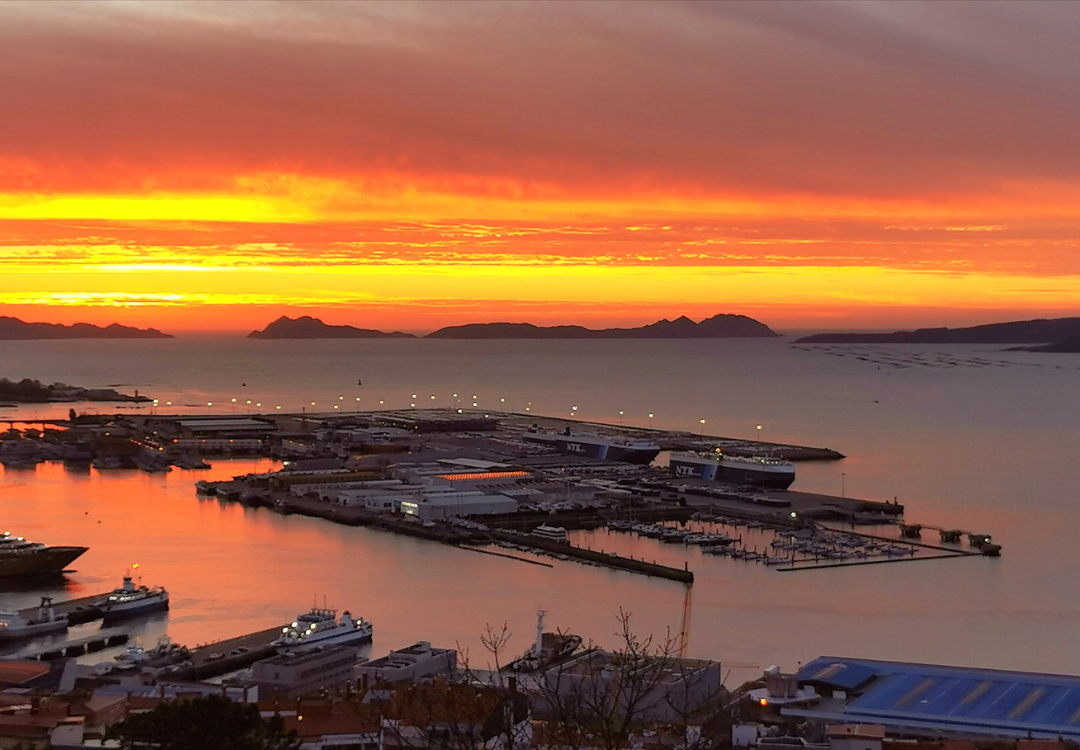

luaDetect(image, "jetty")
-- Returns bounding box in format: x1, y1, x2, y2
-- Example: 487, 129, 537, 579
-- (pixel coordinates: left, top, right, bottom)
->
489, 530, 694, 583
18, 628, 129, 661
17, 593, 107, 625
172, 626, 282, 681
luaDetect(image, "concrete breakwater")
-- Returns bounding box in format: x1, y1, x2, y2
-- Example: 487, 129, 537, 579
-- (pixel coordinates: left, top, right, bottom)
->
489, 530, 694, 583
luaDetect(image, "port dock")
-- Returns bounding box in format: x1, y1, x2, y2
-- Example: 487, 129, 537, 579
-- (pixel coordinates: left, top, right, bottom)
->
17, 593, 107, 625
173, 626, 282, 681
489, 530, 694, 583
18, 628, 129, 661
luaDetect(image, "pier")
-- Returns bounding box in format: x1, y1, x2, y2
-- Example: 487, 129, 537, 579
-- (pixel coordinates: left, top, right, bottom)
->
18, 628, 129, 661
17, 593, 106, 625
489, 530, 694, 583
172, 626, 281, 681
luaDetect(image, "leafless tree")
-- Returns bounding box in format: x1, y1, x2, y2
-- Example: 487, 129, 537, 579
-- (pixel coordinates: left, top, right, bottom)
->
532, 609, 725, 750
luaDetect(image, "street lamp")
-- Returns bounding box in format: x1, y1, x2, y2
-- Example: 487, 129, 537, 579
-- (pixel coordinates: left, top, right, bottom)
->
648, 412, 654, 428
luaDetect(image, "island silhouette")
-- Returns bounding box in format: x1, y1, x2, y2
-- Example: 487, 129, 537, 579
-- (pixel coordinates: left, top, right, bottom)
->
247, 314, 779, 339
0, 316, 172, 339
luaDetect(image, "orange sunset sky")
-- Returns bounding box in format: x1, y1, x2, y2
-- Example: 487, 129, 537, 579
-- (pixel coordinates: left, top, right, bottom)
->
1, 1, 1079, 333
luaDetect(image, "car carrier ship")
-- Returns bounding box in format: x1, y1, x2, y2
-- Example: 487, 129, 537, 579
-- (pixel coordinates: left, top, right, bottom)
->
669, 450, 795, 489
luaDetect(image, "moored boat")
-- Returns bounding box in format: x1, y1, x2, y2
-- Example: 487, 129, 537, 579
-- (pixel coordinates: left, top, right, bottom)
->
0, 597, 69, 641
553, 430, 660, 464
669, 450, 795, 489
530, 525, 569, 543
0, 531, 88, 579
99, 572, 169, 620
274, 606, 373, 651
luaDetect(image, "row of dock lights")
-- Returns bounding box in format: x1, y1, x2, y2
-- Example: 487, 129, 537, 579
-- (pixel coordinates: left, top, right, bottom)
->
166, 394, 706, 428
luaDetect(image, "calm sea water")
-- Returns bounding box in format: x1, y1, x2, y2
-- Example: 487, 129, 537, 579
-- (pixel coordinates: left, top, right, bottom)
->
1, 337, 1078, 677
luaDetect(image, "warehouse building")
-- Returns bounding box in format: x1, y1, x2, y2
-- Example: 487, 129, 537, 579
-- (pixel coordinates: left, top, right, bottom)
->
783, 656, 1080, 741
399, 490, 517, 521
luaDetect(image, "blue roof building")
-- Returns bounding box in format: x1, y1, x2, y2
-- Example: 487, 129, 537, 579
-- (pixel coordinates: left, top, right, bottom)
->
783, 657, 1080, 740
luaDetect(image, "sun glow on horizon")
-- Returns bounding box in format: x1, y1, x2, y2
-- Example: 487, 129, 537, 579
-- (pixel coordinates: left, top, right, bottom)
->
1, 2, 1078, 331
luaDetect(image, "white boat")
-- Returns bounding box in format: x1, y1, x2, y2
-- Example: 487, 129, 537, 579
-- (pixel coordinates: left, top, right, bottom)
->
530, 525, 569, 543
0, 597, 69, 641
274, 606, 373, 650
99, 573, 169, 619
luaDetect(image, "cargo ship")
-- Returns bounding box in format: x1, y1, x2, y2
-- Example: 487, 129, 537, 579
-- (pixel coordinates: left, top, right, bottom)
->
0, 531, 88, 578
554, 431, 660, 464
669, 451, 795, 489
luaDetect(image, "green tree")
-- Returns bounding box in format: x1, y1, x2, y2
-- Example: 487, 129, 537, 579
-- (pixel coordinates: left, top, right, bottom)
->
105, 695, 301, 750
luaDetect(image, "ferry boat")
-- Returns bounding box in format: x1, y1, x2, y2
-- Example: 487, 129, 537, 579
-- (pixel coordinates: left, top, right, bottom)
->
554, 431, 660, 464
669, 451, 795, 489
0, 531, 88, 579
0, 597, 69, 642
530, 525, 569, 543
99, 573, 169, 619
274, 606, 373, 651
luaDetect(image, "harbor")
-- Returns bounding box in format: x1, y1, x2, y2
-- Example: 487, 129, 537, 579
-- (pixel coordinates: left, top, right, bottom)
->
0, 380, 1066, 747
1, 406, 999, 592
0, 397, 1023, 716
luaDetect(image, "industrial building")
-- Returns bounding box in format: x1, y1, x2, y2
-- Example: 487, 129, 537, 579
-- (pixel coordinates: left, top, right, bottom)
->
783, 656, 1080, 741
252, 646, 361, 699
357, 642, 457, 683
540, 650, 722, 723
398, 490, 518, 521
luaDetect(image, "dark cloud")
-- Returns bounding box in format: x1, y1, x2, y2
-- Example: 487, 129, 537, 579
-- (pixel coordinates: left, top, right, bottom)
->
1, 1, 1078, 198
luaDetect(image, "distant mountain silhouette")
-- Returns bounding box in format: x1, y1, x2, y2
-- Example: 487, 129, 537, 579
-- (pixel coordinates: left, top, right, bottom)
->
1011, 334, 1080, 353
794, 317, 1080, 344
248, 316, 415, 339
427, 314, 779, 339
0, 316, 172, 340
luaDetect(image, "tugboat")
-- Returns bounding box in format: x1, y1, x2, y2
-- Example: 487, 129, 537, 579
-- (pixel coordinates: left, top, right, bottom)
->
0, 597, 69, 642
274, 605, 373, 651
99, 570, 169, 620
506, 611, 582, 672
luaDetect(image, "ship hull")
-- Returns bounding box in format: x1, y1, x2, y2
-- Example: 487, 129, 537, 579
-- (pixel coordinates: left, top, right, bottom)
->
719, 464, 795, 490
554, 438, 607, 460
101, 594, 170, 621
670, 456, 795, 489
0, 620, 68, 642
278, 627, 373, 652
670, 458, 718, 480
555, 438, 660, 464
0, 547, 88, 579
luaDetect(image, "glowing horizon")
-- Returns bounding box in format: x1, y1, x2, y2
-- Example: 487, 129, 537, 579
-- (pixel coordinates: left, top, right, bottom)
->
1, 1, 1078, 331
